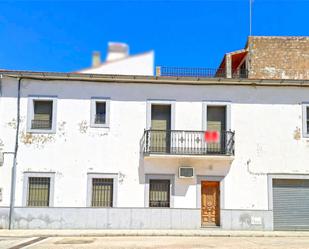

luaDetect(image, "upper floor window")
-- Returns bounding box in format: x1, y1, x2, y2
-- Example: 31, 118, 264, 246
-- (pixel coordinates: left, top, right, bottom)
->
32, 100, 53, 130
90, 98, 110, 128
95, 102, 106, 124
302, 103, 309, 137
27, 96, 57, 133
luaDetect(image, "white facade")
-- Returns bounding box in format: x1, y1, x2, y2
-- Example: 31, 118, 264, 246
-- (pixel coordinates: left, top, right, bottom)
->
0, 73, 309, 230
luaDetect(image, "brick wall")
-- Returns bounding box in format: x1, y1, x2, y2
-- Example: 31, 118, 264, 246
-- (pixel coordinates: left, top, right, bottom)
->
247, 36, 309, 80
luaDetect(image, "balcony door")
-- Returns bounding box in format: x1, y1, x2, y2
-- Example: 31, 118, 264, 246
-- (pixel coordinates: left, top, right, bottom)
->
151, 105, 171, 153
207, 106, 226, 153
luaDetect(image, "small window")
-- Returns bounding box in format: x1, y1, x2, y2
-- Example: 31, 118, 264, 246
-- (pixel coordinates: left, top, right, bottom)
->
31, 100, 53, 130
302, 104, 309, 137
307, 107, 309, 134
27, 96, 57, 133
149, 179, 170, 207
95, 102, 106, 124
91, 178, 113, 207
27, 177, 50, 207
91, 98, 110, 128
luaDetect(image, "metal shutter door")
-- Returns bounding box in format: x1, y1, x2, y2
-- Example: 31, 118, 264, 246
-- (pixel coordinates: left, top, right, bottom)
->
273, 179, 309, 231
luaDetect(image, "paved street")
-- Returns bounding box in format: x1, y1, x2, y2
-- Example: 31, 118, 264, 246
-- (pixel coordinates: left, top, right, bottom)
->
1, 236, 309, 249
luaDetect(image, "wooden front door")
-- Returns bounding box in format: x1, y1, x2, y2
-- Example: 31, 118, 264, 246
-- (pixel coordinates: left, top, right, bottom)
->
201, 181, 220, 226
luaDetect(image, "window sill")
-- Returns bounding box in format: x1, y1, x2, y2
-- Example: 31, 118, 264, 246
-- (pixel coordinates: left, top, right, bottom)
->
26, 129, 56, 134
90, 124, 110, 129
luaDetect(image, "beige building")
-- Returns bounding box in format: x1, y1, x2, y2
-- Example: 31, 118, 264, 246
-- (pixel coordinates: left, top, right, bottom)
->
218, 36, 309, 80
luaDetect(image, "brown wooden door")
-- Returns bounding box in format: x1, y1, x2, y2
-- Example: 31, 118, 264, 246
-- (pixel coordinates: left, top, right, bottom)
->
201, 181, 220, 226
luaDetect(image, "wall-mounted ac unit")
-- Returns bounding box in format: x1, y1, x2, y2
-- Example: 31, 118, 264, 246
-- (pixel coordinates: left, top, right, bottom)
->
179, 167, 194, 178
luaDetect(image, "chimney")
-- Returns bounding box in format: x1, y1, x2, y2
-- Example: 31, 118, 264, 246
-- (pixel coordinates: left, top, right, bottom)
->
106, 42, 129, 62
92, 51, 101, 67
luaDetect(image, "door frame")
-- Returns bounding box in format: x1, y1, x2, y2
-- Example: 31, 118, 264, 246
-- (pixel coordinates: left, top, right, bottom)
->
202, 101, 231, 131
196, 175, 225, 227
201, 180, 220, 226
146, 100, 176, 130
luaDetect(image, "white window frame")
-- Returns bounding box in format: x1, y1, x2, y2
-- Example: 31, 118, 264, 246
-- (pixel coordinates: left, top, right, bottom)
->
90, 97, 110, 128
144, 174, 175, 208
27, 95, 57, 134
302, 103, 309, 138
22, 172, 55, 207
86, 173, 118, 207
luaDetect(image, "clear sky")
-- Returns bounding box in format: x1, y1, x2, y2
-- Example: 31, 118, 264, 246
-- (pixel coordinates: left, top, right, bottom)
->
0, 0, 308, 72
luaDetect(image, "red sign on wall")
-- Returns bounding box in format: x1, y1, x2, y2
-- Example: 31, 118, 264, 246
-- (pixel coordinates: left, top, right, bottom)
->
204, 131, 220, 143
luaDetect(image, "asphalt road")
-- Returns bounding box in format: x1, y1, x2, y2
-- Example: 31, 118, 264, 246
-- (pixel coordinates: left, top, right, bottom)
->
2, 236, 309, 249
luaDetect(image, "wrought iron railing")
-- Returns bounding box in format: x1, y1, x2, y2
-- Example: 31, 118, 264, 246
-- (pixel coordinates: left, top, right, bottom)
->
149, 201, 170, 208
143, 130, 235, 156
95, 114, 106, 124
31, 119, 52, 130
156, 66, 248, 79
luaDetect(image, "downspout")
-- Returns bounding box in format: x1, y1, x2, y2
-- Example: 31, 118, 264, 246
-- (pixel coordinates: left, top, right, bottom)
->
8, 78, 22, 230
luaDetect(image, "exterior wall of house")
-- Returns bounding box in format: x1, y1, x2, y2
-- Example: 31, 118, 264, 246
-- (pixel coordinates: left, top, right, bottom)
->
247, 36, 309, 80
1, 76, 309, 229
78, 51, 154, 76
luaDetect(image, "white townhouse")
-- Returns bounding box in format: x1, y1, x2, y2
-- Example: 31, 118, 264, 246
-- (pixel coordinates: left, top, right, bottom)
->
0, 70, 309, 231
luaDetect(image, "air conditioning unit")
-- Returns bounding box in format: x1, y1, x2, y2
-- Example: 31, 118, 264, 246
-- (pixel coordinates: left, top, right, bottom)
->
179, 167, 194, 178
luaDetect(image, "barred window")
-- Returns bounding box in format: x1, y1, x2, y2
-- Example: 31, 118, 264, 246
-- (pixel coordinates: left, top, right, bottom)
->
149, 179, 170, 207
32, 100, 53, 130
27, 177, 50, 207
91, 178, 113, 207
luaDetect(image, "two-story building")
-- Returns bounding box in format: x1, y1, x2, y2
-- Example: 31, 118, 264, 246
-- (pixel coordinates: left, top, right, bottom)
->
0, 36, 309, 231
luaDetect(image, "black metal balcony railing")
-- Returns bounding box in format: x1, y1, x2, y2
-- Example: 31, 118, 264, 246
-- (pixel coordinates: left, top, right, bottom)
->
149, 201, 170, 208
143, 130, 235, 156
95, 114, 106, 124
157, 66, 248, 79
31, 119, 52, 130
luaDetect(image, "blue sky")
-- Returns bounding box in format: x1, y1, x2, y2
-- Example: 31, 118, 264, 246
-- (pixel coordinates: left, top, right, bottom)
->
0, 0, 308, 72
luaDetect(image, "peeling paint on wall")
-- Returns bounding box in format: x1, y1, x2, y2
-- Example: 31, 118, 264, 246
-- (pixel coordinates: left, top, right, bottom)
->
293, 127, 301, 140
57, 121, 67, 139
118, 172, 126, 184
6, 118, 17, 130
20, 132, 56, 148
78, 120, 88, 134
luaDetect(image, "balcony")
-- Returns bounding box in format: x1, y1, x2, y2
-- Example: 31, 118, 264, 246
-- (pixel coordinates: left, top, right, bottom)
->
142, 130, 235, 157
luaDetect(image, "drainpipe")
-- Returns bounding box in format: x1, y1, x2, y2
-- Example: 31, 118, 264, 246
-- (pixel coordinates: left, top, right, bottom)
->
8, 78, 22, 230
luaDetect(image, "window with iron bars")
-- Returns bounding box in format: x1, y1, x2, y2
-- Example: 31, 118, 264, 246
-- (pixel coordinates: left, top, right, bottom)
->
149, 179, 170, 207
91, 178, 113, 207
27, 177, 50, 207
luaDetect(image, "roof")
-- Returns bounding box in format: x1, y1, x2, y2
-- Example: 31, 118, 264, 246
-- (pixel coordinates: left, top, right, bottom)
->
75, 50, 154, 73
1, 70, 309, 87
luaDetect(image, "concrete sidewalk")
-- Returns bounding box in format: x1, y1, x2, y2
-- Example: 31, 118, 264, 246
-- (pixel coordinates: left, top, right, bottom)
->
1, 229, 309, 238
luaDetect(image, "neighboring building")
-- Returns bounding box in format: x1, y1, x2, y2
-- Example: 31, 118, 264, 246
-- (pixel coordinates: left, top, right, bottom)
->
77, 42, 154, 76
217, 36, 309, 79
0, 36, 309, 231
